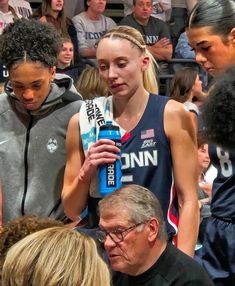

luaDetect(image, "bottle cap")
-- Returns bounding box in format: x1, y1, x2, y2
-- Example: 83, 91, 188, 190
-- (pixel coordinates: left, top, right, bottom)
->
100, 122, 119, 131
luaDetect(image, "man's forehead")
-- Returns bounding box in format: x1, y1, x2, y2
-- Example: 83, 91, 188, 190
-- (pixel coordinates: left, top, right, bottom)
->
99, 210, 131, 226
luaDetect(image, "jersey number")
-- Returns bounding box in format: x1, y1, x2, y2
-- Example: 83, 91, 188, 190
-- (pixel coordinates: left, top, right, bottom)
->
216, 147, 233, 177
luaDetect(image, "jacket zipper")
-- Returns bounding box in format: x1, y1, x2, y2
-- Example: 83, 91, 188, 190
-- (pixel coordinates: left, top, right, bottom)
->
21, 113, 33, 216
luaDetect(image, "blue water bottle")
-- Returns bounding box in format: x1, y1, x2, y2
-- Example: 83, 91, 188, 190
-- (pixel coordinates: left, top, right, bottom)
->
98, 121, 122, 197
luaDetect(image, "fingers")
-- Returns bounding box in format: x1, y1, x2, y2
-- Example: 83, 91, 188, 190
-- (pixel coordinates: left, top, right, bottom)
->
80, 139, 121, 181
90, 139, 121, 154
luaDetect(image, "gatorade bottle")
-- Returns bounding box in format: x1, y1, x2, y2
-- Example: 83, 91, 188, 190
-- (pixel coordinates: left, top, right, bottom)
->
98, 121, 122, 197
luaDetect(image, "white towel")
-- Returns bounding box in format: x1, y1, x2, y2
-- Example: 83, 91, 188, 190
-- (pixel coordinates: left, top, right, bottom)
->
79, 96, 113, 197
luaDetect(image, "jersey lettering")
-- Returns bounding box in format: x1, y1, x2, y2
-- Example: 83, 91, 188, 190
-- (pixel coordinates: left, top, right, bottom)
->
121, 150, 158, 169
216, 147, 233, 177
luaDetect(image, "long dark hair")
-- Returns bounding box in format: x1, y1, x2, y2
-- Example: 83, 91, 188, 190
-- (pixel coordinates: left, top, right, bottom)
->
170, 67, 198, 103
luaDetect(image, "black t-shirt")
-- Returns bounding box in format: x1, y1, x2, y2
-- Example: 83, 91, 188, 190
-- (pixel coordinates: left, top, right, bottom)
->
112, 243, 214, 286
119, 13, 171, 46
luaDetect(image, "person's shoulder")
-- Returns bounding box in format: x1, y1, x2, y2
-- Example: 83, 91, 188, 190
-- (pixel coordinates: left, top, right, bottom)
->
0, 93, 11, 115
149, 15, 167, 26
119, 13, 137, 26
163, 244, 214, 285
164, 99, 193, 132
165, 98, 188, 116
101, 14, 115, 23
72, 11, 86, 22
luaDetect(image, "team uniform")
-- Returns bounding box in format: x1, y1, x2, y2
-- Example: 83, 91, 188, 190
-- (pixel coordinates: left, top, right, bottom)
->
202, 144, 235, 285
79, 94, 178, 239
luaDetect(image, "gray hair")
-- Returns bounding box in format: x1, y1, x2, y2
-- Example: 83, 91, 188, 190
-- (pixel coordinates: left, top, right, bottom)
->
98, 184, 167, 240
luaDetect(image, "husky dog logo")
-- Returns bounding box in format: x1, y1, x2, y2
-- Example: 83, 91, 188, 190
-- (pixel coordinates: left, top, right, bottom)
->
47, 138, 58, 153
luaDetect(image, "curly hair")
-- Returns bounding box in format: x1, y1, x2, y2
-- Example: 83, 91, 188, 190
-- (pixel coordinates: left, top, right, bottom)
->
0, 18, 62, 69
0, 215, 64, 273
202, 65, 235, 151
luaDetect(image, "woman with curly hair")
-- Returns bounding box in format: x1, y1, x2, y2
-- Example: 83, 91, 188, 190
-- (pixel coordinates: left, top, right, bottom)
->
170, 67, 205, 134
0, 18, 82, 225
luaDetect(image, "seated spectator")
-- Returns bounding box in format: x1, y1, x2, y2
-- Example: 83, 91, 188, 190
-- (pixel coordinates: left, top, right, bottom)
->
122, 0, 171, 22
0, 215, 64, 277
175, 31, 194, 59
197, 133, 213, 244
0, 0, 21, 35
120, 0, 172, 61
2, 227, 110, 286
76, 66, 109, 100
32, 0, 80, 65
175, 31, 208, 89
72, 0, 116, 66
170, 67, 207, 133
151, 0, 171, 22
56, 37, 85, 85
98, 184, 214, 286
9, 0, 32, 18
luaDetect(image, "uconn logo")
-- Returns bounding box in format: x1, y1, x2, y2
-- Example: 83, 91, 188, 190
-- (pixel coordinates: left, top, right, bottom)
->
121, 150, 158, 169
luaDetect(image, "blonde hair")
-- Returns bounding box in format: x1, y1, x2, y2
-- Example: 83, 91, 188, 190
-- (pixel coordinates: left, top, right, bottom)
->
2, 227, 110, 286
97, 25, 159, 94
76, 66, 109, 100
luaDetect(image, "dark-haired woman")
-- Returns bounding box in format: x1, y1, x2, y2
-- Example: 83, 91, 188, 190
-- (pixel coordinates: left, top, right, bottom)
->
0, 19, 82, 224
170, 67, 205, 134
187, 0, 235, 284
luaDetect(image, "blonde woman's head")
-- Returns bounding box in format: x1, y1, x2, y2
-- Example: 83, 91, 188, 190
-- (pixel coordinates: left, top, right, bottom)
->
76, 66, 109, 100
2, 227, 110, 286
96, 25, 159, 94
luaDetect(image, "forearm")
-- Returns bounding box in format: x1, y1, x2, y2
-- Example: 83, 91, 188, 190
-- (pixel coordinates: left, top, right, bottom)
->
147, 45, 172, 61
177, 200, 200, 257
62, 175, 90, 221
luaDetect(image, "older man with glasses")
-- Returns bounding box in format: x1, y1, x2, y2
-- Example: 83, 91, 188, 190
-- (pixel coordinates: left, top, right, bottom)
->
98, 184, 214, 286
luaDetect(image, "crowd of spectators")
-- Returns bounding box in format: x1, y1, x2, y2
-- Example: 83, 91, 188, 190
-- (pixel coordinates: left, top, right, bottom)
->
0, 0, 235, 286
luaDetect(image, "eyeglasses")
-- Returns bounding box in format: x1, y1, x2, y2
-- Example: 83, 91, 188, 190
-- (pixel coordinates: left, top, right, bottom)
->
96, 221, 146, 243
